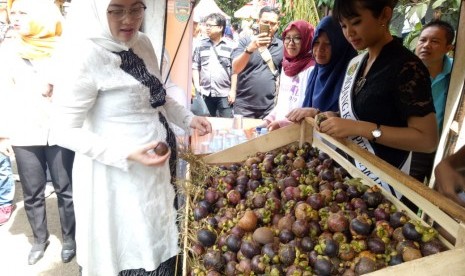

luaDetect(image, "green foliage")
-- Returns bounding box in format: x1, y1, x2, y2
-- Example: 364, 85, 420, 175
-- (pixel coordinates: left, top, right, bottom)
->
395, 0, 460, 51
277, 0, 320, 35
215, 0, 250, 26
214, 0, 459, 46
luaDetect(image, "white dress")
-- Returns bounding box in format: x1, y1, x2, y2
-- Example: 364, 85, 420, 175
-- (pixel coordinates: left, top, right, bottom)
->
51, 34, 193, 276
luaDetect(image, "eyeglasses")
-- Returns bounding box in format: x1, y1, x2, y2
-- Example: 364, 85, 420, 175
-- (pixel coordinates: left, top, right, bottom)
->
284, 36, 302, 44
205, 24, 219, 28
107, 5, 147, 21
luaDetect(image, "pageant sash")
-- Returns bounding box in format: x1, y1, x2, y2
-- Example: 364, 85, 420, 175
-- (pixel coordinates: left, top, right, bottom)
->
339, 54, 409, 199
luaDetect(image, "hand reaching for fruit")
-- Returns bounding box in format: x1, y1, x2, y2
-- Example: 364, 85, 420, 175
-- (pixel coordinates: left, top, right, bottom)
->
128, 141, 170, 166
190, 116, 212, 136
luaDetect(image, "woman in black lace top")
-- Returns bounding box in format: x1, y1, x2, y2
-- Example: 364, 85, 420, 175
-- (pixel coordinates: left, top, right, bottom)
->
318, 0, 438, 198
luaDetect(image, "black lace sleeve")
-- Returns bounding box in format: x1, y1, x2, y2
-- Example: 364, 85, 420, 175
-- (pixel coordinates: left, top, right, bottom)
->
396, 59, 434, 119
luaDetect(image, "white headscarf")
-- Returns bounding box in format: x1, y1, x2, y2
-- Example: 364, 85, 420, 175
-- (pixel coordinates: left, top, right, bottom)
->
64, 0, 144, 52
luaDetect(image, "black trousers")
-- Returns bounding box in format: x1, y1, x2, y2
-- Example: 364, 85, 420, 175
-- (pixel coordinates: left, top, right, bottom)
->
203, 95, 233, 118
13, 145, 75, 248
410, 151, 436, 183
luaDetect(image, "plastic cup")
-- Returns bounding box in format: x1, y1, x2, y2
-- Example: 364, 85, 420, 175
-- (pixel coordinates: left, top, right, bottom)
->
232, 114, 243, 129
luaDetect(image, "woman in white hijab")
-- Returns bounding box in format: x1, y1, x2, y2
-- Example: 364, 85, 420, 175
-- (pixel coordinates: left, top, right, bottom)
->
51, 0, 212, 275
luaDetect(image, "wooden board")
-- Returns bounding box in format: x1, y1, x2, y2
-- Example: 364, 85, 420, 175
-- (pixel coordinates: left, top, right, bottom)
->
203, 123, 310, 164
366, 246, 465, 276
430, 0, 465, 187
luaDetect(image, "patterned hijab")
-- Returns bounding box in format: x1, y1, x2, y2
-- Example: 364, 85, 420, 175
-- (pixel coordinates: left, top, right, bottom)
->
281, 20, 315, 77
10, 0, 63, 60
302, 16, 358, 111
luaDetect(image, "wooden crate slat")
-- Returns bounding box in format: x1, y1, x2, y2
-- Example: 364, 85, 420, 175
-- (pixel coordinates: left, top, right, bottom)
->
429, 0, 465, 187
365, 247, 465, 276
203, 123, 303, 164
312, 138, 419, 215
314, 131, 463, 237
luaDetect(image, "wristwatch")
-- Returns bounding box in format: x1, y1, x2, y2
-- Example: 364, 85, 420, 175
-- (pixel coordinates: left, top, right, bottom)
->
371, 124, 382, 142
244, 47, 254, 55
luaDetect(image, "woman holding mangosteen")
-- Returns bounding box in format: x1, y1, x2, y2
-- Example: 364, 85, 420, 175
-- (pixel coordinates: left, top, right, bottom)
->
317, 0, 438, 200
50, 0, 211, 275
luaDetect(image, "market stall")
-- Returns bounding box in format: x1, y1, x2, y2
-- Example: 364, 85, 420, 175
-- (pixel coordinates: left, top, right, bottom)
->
181, 118, 465, 275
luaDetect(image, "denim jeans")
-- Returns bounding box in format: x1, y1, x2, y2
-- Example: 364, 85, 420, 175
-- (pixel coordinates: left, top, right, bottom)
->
203, 95, 233, 118
0, 153, 15, 206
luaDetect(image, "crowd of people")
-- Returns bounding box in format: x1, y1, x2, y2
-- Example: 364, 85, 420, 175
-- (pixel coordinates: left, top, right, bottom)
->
0, 0, 463, 275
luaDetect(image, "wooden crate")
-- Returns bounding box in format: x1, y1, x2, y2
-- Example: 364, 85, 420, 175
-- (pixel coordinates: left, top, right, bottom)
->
182, 118, 465, 275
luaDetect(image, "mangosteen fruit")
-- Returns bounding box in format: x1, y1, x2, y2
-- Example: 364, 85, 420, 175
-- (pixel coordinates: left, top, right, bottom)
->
292, 219, 310, 238
367, 237, 386, 254
204, 188, 219, 204
253, 193, 267, 208
225, 234, 242, 252
354, 256, 377, 275
278, 244, 296, 266
402, 222, 422, 242
197, 229, 217, 248
327, 212, 349, 233
420, 238, 445, 256
262, 242, 279, 259
203, 249, 225, 271
224, 261, 238, 276
193, 206, 209, 221
323, 239, 339, 257
314, 257, 333, 276
307, 193, 325, 210
237, 210, 258, 232
390, 211, 408, 228
252, 227, 274, 245
388, 253, 403, 266
301, 236, 316, 252
240, 240, 261, 259
279, 229, 295, 244
154, 142, 169, 155
350, 216, 373, 237
362, 186, 384, 208
402, 246, 422, 261
251, 255, 266, 274
226, 190, 241, 205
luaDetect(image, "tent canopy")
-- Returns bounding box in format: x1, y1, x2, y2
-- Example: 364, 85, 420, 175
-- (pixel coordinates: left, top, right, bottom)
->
234, 1, 259, 19
193, 0, 230, 22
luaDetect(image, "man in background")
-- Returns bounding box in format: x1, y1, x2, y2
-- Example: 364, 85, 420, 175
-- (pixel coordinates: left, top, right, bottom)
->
192, 13, 236, 118
232, 6, 283, 119
411, 20, 455, 183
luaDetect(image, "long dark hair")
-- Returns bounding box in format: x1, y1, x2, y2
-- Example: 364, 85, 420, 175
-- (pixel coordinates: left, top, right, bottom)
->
333, 0, 398, 21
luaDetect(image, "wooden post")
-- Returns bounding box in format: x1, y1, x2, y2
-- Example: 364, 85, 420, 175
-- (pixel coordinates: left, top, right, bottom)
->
429, 0, 465, 187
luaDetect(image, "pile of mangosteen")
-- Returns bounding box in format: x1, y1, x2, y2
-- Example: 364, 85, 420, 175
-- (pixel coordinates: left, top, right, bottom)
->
186, 142, 446, 276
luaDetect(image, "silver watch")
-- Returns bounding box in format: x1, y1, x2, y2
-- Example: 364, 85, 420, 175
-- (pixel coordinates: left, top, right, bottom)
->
371, 124, 382, 142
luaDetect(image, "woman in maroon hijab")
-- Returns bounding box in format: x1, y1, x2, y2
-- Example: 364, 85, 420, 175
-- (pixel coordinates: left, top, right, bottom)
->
262, 20, 315, 130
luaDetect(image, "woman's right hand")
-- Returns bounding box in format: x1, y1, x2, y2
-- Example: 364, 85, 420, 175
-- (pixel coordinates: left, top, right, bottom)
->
286, 107, 320, 122
435, 153, 465, 207
127, 141, 170, 167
